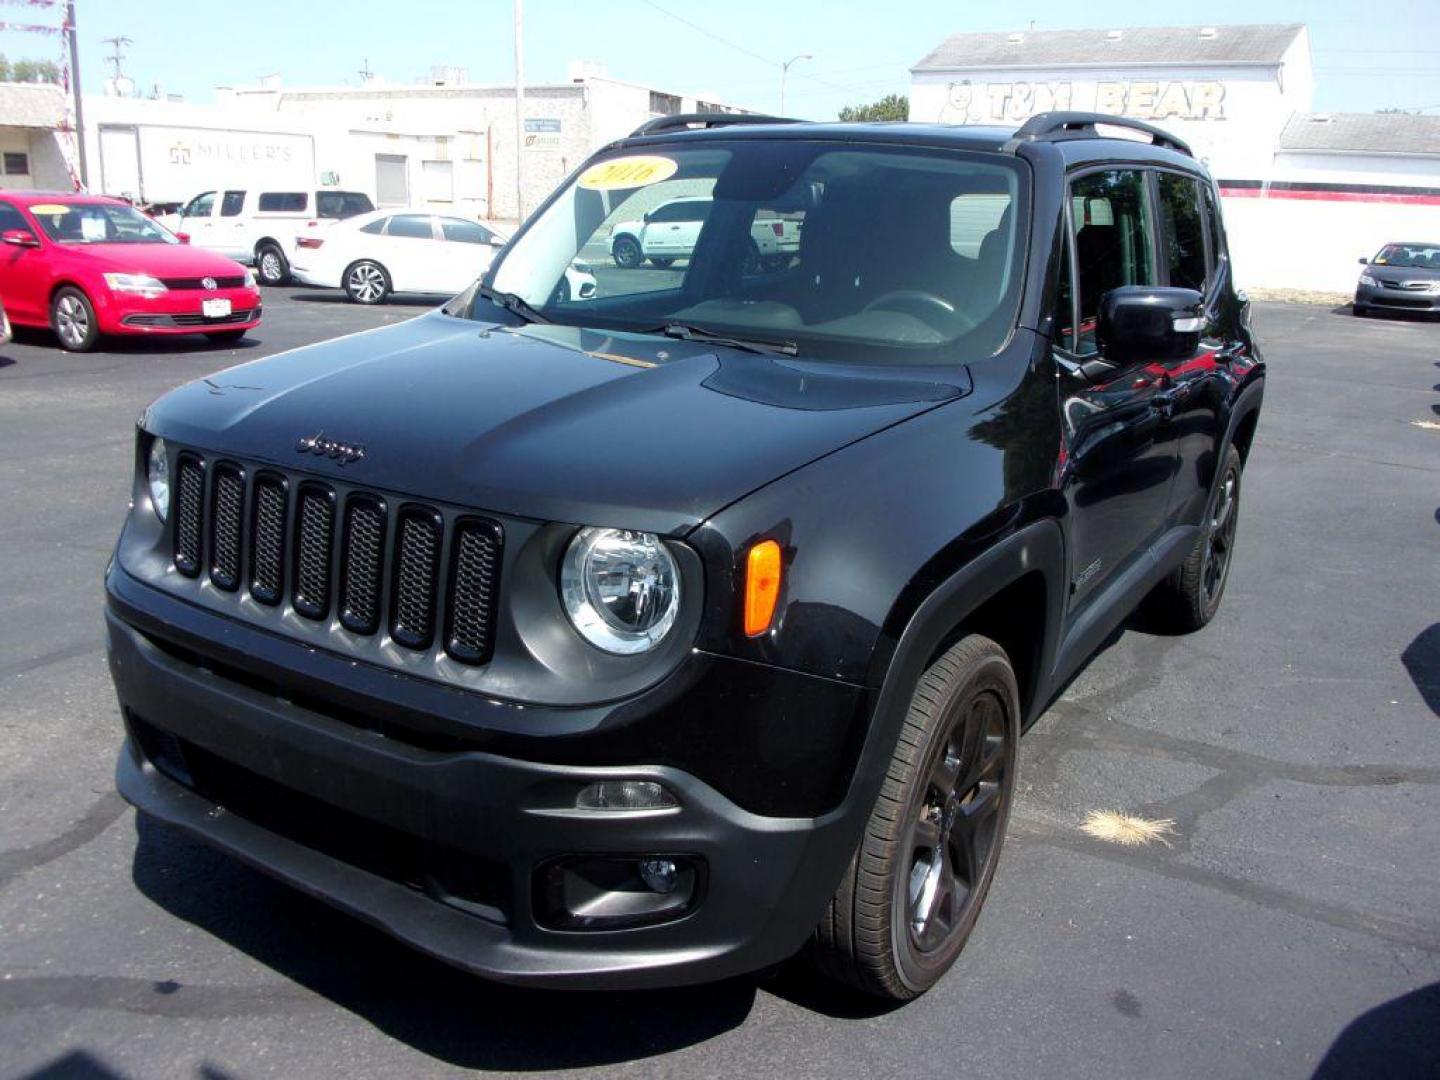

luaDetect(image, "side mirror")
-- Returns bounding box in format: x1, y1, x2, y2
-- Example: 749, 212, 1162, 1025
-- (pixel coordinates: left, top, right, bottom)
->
1096, 286, 1204, 363
489, 236, 505, 247
1358, 256, 1369, 265
175, 232, 191, 245
1, 229, 38, 248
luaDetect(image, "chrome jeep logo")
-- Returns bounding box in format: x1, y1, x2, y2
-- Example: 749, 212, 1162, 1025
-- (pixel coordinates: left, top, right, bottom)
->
296, 432, 365, 465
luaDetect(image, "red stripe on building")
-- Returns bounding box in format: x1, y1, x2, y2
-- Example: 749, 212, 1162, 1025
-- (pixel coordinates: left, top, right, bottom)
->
1218, 187, 1440, 206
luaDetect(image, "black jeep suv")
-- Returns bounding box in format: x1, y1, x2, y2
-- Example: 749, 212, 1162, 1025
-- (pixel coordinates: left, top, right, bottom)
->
106, 112, 1263, 1000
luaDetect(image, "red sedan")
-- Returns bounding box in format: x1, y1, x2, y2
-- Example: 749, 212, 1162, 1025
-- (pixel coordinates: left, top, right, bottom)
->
0, 192, 262, 352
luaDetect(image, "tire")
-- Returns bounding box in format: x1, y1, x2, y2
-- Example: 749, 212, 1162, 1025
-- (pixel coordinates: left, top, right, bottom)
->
612, 235, 642, 269
805, 634, 1019, 1000
649, 257, 675, 268
51, 286, 99, 352
206, 329, 247, 344
344, 260, 390, 305
1146, 444, 1242, 632
1352, 303, 1367, 317
255, 242, 289, 286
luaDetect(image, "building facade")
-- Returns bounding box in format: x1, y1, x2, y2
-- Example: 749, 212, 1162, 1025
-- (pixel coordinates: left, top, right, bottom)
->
0, 65, 746, 227
912, 24, 1440, 292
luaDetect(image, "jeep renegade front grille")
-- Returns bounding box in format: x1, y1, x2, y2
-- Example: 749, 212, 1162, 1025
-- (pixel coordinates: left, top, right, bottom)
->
166, 454, 502, 665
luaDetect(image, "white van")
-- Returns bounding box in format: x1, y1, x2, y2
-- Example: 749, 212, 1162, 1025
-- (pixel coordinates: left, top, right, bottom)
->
165, 189, 375, 285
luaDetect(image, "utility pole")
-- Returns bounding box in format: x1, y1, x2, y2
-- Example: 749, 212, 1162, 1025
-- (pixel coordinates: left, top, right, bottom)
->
102, 35, 132, 81
65, 0, 87, 187
513, 0, 525, 222
780, 54, 811, 116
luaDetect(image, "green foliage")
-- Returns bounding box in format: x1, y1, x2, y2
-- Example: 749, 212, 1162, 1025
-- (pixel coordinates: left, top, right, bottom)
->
838, 94, 909, 123
2, 56, 61, 84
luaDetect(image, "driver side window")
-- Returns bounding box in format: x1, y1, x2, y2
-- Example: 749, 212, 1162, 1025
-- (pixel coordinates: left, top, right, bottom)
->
183, 192, 215, 219
1069, 170, 1155, 356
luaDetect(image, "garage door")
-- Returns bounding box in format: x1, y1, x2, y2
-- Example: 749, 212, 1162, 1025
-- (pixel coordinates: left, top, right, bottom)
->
375, 154, 409, 207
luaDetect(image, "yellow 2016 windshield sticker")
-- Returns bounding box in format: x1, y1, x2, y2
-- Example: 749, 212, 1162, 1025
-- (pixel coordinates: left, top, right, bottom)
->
578, 155, 678, 191
28, 204, 72, 215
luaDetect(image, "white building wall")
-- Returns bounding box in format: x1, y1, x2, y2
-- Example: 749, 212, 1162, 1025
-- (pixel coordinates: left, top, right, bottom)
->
1225, 148, 1440, 293
911, 62, 1299, 181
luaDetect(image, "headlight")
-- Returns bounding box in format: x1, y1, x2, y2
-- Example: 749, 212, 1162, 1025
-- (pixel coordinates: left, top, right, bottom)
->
1358, 273, 1378, 287
146, 436, 169, 521
560, 527, 680, 654
104, 272, 167, 298
242, 268, 257, 288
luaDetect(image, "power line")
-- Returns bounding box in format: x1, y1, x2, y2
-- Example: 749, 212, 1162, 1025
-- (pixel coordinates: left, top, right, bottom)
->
637, 0, 776, 69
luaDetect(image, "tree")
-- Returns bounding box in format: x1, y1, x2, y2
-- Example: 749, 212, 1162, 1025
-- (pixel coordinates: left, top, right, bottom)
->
9, 58, 61, 84
839, 94, 908, 123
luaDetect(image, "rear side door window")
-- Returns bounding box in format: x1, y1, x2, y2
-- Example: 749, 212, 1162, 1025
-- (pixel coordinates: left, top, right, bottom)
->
1155, 172, 1209, 293
1068, 169, 1156, 355
220, 191, 246, 217
257, 192, 308, 213
385, 214, 436, 240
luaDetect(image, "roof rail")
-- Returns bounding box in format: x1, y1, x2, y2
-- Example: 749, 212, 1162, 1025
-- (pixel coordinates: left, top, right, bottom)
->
1003, 111, 1193, 157
629, 112, 801, 138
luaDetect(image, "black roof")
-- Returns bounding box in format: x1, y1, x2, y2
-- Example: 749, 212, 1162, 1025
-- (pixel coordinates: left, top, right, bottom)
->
615, 117, 1203, 172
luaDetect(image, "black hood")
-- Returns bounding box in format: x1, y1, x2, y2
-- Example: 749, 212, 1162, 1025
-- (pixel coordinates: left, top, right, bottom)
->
143, 312, 968, 535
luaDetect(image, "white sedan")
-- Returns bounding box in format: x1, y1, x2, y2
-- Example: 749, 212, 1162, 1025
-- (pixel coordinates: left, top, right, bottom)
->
289, 210, 596, 305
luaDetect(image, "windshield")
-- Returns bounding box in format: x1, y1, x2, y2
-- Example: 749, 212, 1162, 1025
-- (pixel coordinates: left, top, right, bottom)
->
31, 202, 178, 245
467, 139, 1027, 364
1372, 243, 1440, 269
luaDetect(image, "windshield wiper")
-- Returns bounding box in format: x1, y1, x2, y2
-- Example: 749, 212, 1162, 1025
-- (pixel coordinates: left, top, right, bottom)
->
638, 322, 798, 358
475, 282, 549, 324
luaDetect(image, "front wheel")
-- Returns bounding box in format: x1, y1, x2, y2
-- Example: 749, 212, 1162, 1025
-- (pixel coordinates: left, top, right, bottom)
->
51, 286, 99, 352
255, 242, 289, 286
1352, 303, 1368, 317
344, 260, 391, 304
1146, 444, 1242, 632
805, 634, 1019, 999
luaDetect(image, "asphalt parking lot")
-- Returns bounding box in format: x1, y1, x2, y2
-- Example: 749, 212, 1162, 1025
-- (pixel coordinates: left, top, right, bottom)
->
1, 291, 1437, 1079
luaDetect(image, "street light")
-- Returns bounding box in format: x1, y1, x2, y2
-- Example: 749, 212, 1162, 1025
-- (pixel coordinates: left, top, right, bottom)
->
779, 53, 812, 116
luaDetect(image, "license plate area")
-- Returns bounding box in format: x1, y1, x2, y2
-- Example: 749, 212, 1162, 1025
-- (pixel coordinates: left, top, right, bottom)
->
202, 298, 232, 318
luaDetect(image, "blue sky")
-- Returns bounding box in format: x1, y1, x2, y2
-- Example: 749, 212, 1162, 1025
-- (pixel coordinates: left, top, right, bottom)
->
3, 0, 1438, 117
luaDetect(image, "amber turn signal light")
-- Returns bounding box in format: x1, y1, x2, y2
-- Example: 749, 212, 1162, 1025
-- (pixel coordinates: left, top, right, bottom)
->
744, 539, 783, 637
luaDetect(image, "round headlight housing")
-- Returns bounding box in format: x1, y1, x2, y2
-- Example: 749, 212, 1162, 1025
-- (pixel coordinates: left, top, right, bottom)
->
146, 436, 169, 521
560, 527, 681, 654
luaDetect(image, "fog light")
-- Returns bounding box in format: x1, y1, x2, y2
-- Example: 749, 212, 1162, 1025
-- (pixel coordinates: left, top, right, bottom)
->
536, 855, 703, 930
576, 780, 677, 811
638, 857, 679, 894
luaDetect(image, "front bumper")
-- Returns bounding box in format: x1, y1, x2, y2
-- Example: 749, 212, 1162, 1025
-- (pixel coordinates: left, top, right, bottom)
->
97, 287, 264, 335
1355, 283, 1440, 313
106, 570, 871, 989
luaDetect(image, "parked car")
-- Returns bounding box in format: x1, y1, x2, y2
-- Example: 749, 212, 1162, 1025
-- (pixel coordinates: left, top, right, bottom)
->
106, 111, 1263, 1000
0, 192, 261, 352
1354, 242, 1440, 317
290, 210, 596, 305
164, 188, 375, 286
609, 195, 800, 270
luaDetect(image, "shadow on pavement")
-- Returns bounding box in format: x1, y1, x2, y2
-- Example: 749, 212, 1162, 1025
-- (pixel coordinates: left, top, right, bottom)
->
1312, 982, 1440, 1079
1400, 624, 1440, 717
287, 291, 440, 308
131, 816, 757, 1070
19, 1049, 130, 1079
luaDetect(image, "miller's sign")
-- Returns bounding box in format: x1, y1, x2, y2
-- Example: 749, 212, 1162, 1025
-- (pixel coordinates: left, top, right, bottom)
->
939, 80, 1227, 123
